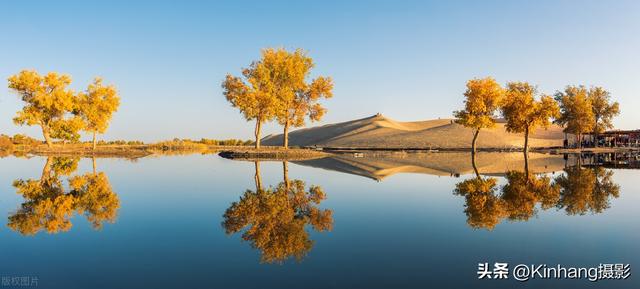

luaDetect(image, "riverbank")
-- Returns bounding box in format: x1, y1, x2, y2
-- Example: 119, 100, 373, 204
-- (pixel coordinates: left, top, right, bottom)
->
2, 142, 637, 160
1, 143, 251, 158
218, 147, 330, 160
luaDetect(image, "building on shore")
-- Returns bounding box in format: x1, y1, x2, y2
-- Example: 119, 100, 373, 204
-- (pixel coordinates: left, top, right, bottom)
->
571, 130, 640, 148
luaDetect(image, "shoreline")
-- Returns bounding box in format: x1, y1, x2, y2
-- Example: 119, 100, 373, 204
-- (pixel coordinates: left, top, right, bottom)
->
218, 147, 330, 161
2, 144, 638, 160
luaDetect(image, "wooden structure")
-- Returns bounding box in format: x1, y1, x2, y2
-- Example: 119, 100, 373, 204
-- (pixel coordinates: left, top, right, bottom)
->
576, 130, 640, 148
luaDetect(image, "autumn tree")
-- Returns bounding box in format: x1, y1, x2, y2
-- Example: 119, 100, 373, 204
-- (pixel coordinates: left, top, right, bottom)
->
9, 158, 76, 235
454, 155, 558, 230
222, 179, 332, 263
70, 172, 120, 229
263, 48, 333, 149
554, 166, 620, 215
500, 170, 559, 221
222, 52, 279, 149
501, 82, 559, 154
8, 157, 119, 235
588, 87, 620, 147
454, 177, 505, 230
454, 77, 504, 154
554, 86, 595, 148
8, 70, 80, 148
77, 78, 121, 150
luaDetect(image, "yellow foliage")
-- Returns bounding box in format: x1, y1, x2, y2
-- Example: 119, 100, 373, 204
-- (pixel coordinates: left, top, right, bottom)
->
222, 48, 333, 148
7, 157, 120, 235
77, 78, 120, 146
454, 177, 505, 230
554, 85, 596, 136
501, 82, 559, 150
454, 77, 504, 130
8, 70, 119, 147
222, 179, 333, 263
8, 70, 78, 146
555, 166, 620, 215
588, 87, 620, 135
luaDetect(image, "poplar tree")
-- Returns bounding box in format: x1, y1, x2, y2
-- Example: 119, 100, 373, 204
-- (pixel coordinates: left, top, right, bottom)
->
77, 78, 121, 150
501, 82, 559, 154
8, 70, 78, 147
588, 87, 619, 147
454, 77, 504, 154
554, 86, 595, 148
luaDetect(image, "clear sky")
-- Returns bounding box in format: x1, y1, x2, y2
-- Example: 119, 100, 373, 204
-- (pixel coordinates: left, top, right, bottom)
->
1, 0, 639, 142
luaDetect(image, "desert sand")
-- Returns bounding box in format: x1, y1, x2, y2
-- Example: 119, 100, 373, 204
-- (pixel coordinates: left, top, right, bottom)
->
262, 114, 566, 149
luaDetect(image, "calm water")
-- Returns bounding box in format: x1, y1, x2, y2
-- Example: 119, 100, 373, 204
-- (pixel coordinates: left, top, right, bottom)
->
0, 153, 638, 289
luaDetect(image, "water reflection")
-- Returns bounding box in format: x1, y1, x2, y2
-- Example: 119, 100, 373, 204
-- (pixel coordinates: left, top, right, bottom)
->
8, 157, 120, 235
555, 166, 620, 215
454, 153, 621, 230
222, 161, 333, 264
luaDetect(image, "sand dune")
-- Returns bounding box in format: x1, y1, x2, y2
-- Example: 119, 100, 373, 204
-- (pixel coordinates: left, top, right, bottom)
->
262, 114, 566, 149
294, 152, 570, 181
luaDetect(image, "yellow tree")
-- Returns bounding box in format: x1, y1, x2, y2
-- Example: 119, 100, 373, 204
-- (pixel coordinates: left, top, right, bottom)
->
554, 86, 595, 148
454, 177, 505, 230
264, 48, 333, 149
554, 166, 620, 215
501, 170, 559, 221
77, 78, 121, 150
222, 180, 332, 263
501, 82, 559, 154
8, 70, 78, 148
454, 77, 504, 154
70, 172, 120, 229
49, 116, 85, 143
8, 157, 120, 235
588, 87, 620, 147
8, 157, 79, 235
222, 53, 281, 149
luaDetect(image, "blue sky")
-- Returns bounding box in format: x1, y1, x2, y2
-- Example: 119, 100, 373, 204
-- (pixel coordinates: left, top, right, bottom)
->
1, 0, 639, 142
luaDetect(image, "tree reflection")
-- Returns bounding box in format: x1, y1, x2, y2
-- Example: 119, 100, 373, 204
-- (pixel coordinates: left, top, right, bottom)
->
454, 153, 619, 230
454, 177, 504, 230
454, 152, 511, 230
501, 170, 559, 221
555, 166, 620, 215
222, 161, 333, 263
8, 157, 119, 235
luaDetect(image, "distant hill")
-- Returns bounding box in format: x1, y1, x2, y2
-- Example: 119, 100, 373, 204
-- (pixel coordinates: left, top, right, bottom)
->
261, 114, 565, 149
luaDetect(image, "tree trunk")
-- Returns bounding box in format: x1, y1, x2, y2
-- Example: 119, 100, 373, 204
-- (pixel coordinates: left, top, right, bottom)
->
471, 151, 480, 178
41, 125, 53, 148
92, 157, 97, 175
254, 161, 262, 191
283, 161, 289, 189
578, 133, 582, 149
283, 120, 290, 149
41, 156, 53, 182
524, 126, 529, 155
524, 149, 530, 179
471, 129, 480, 154
92, 131, 98, 150
594, 131, 599, 148
254, 120, 262, 149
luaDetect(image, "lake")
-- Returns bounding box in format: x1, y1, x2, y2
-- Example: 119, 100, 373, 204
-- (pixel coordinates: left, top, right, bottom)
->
0, 152, 638, 289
